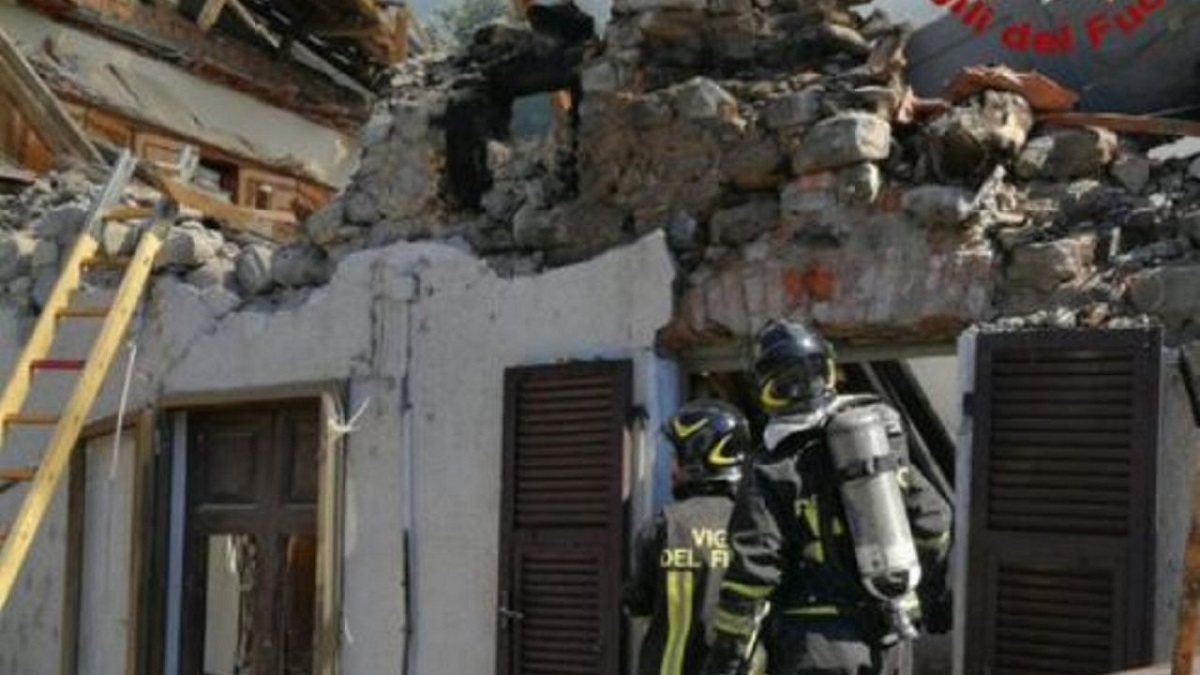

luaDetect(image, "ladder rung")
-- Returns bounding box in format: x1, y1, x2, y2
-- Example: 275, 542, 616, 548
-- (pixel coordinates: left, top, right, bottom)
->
0, 469, 34, 483
3, 415, 59, 427
101, 206, 153, 222
57, 307, 110, 319
80, 257, 131, 271
30, 359, 85, 372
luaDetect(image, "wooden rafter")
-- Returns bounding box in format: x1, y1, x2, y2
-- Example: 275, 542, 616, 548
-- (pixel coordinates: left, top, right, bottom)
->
1039, 112, 1200, 138
0, 24, 104, 166
154, 173, 299, 244
20, 0, 371, 128
196, 0, 229, 31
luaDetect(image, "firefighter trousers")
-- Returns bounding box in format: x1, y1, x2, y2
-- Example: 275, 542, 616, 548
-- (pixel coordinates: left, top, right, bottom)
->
763, 617, 911, 675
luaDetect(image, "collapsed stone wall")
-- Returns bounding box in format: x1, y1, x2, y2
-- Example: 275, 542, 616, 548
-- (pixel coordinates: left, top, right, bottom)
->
0, 171, 335, 324
5, 0, 1200, 350
293, 0, 1200, 350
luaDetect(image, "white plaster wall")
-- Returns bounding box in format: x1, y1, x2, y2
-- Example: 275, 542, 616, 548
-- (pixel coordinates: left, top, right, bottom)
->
0, 308, 26, 388
0, 233, 675, 674
404, 233, 674, 675
951, 330, 976, 675
1152, 350, 1200, 659
0, 309, 72, 675
340, 377, 406, 674
0, 311, 64, 675
0, 439, 68, 675
907, 355, 960, 435
77, 433, 135, 675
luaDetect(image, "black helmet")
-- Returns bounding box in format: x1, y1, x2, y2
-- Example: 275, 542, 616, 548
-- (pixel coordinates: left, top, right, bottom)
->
751, 319, 837, 415
663, 399, 750, 486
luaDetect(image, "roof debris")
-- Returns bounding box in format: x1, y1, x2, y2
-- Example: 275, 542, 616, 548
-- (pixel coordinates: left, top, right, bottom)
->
945, 66, 1079, 113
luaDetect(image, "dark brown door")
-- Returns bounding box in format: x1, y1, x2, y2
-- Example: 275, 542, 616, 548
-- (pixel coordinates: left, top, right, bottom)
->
965, 329, 1160, 674
181, 400, 320, 675
497, 361, 632, 675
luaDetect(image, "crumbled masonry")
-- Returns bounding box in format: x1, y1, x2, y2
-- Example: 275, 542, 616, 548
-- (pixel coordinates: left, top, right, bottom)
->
6, 0, 1200, 349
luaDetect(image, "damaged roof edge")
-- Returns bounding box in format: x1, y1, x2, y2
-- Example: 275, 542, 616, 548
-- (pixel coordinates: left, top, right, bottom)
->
2, 3, 358, 188
15, 0, 373, 132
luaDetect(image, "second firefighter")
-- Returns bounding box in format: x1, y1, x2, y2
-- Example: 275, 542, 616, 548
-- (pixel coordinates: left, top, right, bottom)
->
624, 399, 752, 675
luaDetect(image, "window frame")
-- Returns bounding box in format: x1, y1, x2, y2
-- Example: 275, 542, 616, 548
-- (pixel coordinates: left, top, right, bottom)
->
65, 383, 347, 675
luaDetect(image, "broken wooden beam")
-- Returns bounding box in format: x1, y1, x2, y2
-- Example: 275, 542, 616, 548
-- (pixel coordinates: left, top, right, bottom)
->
155, 175, 299, 244
23, 0, 370, 131
1039, 112, 1200, 138
223, 0, 282, 49
0, 163, 36, 188
394, 7, 410, 63
196, 0, 228, 31
0, 24, 105, 166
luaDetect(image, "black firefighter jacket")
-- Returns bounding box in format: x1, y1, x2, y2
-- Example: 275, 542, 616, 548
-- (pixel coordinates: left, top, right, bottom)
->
625, 491, 736, 675
704, 413, 952, 673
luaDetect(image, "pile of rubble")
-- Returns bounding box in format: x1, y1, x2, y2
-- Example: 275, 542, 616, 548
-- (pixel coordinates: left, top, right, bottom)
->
298, 0, 1200, 342
8, 0, 1200, 343
0, 171, 333, 318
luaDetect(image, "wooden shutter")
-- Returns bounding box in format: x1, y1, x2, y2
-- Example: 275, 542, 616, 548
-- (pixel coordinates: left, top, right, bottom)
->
965, 328, 1160, 674
498, 361, 631, 675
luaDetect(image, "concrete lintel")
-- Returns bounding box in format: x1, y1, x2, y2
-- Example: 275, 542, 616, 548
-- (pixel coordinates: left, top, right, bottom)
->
158, 378, 344, 410
681, 339, 959, 373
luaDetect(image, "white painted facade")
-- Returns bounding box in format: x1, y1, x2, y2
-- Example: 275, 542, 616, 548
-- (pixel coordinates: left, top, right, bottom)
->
0, 233, 677, 674
0, 230, 1193, 674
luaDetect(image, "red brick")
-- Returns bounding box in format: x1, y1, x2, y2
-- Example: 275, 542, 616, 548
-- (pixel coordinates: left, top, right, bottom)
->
803, 264, 836, 302
782, 267, 807, 307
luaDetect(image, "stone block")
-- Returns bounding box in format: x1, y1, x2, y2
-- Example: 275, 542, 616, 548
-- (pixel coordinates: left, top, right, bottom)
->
902, 185, 976, 227
669, 77, 739, 122
154, 221, 223, 269
614, 0, 705, 12
1007, 236, 1095, 293
236, 244, 275, 295
1111, 152, 1151, 194
1016, 128, 1119, 181
0, 231, 36, 283
710, 198, 781, 245
926, 91, 1033, 180
762, 87, 823, 130
272, 244, 332, 287
304, 200, 347, 246
721, 135, 785, 191
837, 163, 882, 206
1129, 265, 1200, 325
793, 112, 891, 174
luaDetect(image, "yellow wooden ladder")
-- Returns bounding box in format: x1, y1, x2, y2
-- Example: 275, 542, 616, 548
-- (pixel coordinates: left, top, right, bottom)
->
0, 147, 197, 613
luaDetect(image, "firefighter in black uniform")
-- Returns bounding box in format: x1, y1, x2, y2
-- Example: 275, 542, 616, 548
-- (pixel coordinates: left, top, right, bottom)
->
624, 399, 752, 675
700, 320, 953, 675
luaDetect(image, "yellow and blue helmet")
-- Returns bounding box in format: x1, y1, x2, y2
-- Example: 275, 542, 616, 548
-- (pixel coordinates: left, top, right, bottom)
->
663, 399, 750, 485
751, 319, 837, 415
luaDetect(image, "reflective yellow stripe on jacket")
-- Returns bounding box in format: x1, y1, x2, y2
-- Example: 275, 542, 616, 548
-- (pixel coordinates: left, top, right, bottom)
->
796, 498, 825, 564
661, 570, 695, 675
783, 605, 841, 617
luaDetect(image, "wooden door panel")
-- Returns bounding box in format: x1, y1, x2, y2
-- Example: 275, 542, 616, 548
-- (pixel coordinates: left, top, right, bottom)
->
280, 411, 319, 506
190, 418, 270, 507
183, 400, 320, 675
